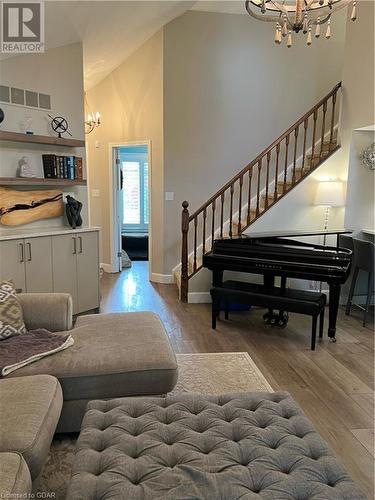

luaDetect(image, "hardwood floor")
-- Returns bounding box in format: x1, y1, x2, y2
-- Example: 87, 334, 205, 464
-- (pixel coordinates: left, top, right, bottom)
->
100, 262, 374, 498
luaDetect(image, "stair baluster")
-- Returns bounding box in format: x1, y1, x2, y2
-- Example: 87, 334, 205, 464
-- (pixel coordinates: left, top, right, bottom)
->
211, 199, 216, 250
320, 101, 327, 160
274, 143, 280, 201
292, 126, 299, 183
180, 201, 189, 302
301, 118, 308, 174
229, 183, 234, 237
193, 216, 198, 272
202, 208, 207, 256
329, 90, 337, 151
247, 169, 253, 225
256, 160, 262, 216
265, 151, 271, 208
283, 134, 290, 192
311, 110, 318, 166
238, 175, 243, 232
220, 192, 225, 238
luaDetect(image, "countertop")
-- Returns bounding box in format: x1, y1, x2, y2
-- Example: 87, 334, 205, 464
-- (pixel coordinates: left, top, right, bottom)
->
0, 226, 101, 241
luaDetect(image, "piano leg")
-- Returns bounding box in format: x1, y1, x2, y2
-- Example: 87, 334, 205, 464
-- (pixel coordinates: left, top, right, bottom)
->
262, 274, 289, 327
263, 274, 275, 323
213, 270, 224, 287
328, 283, 340, 341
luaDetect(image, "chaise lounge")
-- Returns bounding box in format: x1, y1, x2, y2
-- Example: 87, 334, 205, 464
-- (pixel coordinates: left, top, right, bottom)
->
8, 293, 178, 433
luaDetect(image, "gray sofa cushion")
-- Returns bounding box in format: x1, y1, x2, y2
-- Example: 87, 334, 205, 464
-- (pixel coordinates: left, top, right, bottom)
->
67, 392, 366, 500
0, 452, 31, 496
8, 312, 178, 401
0, 375, 62, 480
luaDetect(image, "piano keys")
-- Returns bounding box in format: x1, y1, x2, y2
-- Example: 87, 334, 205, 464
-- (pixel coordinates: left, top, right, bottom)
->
202, 230, 352, 339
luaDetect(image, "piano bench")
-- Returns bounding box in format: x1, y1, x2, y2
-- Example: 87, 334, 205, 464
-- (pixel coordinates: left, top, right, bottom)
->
210, 281, 327, 350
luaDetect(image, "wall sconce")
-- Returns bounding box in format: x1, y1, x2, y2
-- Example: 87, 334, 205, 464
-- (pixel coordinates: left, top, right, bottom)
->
85, 112, 101, 134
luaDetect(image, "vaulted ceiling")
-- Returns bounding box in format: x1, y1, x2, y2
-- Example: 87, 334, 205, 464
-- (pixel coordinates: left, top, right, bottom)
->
2, 1, 249, 90
43, 1, 196, 89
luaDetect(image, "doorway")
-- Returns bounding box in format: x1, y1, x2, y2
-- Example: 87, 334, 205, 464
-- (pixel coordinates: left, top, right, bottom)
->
110, 142, 151, 275
121, 145, 149, 261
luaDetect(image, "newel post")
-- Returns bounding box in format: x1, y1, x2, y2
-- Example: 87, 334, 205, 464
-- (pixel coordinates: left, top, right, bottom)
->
180, 201, 189, 302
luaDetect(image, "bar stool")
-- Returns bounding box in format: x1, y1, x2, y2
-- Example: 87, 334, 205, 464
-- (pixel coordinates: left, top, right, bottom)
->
345, 238, 374, 326
339, 234, 354, 255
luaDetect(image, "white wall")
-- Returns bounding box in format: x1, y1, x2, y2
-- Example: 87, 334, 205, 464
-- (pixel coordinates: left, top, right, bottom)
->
85, 31, 164, 272
0, 43, 88, 230
342, 0, 375, 232
345, 129, 375, 232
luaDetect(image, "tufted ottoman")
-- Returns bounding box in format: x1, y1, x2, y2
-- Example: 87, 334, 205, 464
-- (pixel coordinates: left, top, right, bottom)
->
67, 392, 366, 499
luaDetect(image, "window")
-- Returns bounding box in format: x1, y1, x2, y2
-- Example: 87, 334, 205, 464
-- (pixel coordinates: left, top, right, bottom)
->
122, 158, 149, 232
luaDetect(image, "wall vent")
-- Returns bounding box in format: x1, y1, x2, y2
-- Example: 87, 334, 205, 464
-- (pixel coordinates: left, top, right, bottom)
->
0, 85, 51, 110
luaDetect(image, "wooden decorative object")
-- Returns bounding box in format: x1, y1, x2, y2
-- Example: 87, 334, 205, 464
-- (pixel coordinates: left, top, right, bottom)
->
0, 187, 63, 226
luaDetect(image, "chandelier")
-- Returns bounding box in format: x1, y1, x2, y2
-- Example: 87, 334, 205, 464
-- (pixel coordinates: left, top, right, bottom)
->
245, 0, 357, 47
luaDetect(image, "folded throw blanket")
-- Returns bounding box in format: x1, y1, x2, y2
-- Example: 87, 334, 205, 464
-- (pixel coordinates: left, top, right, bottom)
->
0, 329, 74, 377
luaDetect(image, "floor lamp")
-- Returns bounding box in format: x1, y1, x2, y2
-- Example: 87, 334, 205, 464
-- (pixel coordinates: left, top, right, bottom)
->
314, 180, 345, 291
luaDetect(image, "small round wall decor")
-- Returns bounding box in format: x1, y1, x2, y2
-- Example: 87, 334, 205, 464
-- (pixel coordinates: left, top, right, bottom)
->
361, 142, 375, 171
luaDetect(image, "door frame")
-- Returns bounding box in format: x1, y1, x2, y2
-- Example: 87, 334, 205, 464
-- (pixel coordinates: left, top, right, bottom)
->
108, 140, 152, 278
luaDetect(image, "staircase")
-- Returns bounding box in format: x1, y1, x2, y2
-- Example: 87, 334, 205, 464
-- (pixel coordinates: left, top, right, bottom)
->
179, 82, 342, 302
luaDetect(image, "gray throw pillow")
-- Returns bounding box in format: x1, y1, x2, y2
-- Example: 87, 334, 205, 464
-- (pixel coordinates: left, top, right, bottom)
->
0, 281, 26, 340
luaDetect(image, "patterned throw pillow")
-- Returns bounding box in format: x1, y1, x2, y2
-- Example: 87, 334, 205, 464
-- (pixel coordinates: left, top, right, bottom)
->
0, 281, 26, 340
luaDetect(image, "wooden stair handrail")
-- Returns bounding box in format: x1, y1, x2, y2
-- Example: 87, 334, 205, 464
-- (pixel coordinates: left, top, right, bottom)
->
188, 82, 341, 222
180, 82, 342, 302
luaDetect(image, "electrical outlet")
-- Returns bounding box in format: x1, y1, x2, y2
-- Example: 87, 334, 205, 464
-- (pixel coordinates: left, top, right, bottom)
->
165, 192, 174, 201
91, 189, 100, 198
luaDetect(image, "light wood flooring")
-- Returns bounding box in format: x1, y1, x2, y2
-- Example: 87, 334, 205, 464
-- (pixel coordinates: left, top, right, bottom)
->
100, 262, 374, 498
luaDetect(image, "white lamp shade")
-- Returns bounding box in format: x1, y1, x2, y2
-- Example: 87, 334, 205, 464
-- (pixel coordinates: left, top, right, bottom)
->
314, 181, 345, 207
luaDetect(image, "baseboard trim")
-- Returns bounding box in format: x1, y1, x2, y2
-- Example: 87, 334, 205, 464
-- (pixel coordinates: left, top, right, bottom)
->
100, 262, 117, 273
188, 292, 212, 304
151, 273, 175, 284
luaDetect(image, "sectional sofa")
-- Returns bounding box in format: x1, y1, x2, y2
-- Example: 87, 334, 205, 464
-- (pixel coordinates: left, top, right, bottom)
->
0, 293, 178, 496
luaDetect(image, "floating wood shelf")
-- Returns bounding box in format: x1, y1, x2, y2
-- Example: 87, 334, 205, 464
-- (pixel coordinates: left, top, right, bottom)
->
0, 177, 87, 186
0, 130, 85, 148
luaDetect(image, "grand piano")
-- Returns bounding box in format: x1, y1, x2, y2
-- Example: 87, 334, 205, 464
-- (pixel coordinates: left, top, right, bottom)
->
202, 229, 352, 339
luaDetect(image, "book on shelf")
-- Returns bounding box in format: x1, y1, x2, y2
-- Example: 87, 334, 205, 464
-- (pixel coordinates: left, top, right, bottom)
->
41, 154, 84, 180
42, 154, 57, 179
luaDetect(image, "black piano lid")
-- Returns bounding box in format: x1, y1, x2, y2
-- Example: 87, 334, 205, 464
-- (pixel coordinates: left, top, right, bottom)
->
212, 229, 352, 264
226, 228, 352, 239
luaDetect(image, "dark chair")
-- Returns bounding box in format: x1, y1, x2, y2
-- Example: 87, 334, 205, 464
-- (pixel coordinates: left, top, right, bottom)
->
346, 238, 374, 326
339, 234, 354, 255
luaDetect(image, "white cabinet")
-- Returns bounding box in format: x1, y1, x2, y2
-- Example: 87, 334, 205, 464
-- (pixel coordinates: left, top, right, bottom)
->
0, 236, 52, 293
52, 231, 99, 314
25, 237, 53, 293
0, 238, 26, 292
0, 230, 100, 314
76, 232, 99, 313
52, 234, 78, 312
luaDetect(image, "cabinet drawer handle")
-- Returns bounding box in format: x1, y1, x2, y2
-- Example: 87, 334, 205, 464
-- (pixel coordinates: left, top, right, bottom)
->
78, 236, 83, 254
72, 237, 77, 254
18, 243, 24, 263
26, 242, 32, 261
